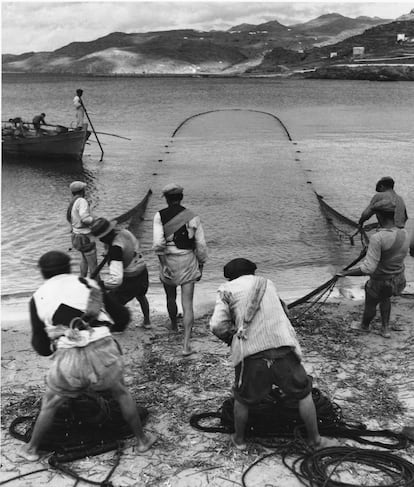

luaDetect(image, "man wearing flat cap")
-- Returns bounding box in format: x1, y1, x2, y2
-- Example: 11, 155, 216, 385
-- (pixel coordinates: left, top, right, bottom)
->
153, 183, 208, 356
359, 176, 408, 229
67, 181, 98, 278
338, 204, 409, 338
210, 258, 337, 451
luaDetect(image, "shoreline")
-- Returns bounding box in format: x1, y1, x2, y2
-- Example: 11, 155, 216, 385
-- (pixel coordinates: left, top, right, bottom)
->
3, 278, 414, 332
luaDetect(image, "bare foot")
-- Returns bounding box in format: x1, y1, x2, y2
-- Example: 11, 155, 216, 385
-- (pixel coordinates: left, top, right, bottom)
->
182, 348, 196, 357
230, 434, 247, 451
309, 437, 340, 450
380, 329, 391, 338
17, 445, 41, 462
135, 433, 157, 453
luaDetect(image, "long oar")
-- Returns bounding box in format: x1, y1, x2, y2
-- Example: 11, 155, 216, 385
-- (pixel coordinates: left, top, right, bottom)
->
79, 94, 104, 161
94, 131, 131, 141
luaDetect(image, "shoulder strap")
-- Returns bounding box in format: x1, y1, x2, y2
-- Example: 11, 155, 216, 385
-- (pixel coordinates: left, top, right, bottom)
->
163, 209, 196, 239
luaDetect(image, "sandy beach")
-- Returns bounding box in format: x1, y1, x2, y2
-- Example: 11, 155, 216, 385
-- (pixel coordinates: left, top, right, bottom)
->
1, 288, 414, 486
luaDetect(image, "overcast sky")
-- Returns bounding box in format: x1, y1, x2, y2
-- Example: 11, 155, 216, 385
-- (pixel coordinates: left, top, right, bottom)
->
2, 1, 412, 55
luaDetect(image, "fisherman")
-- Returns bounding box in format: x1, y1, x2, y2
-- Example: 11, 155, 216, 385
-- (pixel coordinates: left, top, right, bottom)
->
32, 113, 46, 135
73, 88, 85, 128
153, 183, 208, 356
359, 176, 408, 229
67, 181, 98, 278
338, 204, 409, 338
19, 250, 156, 461
91, 217, 150, 328
8, 117, 26, 137
209, 258, 337, 450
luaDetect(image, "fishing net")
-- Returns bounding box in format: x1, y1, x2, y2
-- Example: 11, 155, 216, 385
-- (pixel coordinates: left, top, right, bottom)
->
9, 390, 148, 461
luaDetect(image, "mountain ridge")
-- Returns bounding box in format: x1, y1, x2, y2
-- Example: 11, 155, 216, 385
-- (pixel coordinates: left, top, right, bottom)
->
3, 12, 412, 80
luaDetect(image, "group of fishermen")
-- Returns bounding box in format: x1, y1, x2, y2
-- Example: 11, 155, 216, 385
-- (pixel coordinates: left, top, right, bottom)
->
19, 176, 413, 460
5, 88, 85, 139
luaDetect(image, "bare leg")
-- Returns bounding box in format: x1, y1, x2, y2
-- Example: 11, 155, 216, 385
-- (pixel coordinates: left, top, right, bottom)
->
79, 253, 88, 277
181, 281, 195, 355
20, 388, 66, 459
379, 297, 391, 337
232, 399, 248, 448
84, 249, 98, 279
299, 393, 337, 449
361, 292, 378, 329
137, 295, 150, 325
163, 283, 178, 330
110, 381, 156, 452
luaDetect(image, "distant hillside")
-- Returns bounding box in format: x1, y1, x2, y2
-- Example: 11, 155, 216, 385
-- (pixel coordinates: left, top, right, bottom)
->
2, 12, 404, 77
290, 13, 390, 36
248, 19, 414, 80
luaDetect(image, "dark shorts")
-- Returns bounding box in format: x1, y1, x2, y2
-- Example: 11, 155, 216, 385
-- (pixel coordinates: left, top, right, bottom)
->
366, 272, 406, 301
71, 233, 96, 254
109, 268, 149, 305
234, 349, 312, 406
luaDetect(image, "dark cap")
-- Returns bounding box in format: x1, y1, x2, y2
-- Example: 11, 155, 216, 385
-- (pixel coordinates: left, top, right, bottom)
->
376, 177, 394, 191
91, 217, 115, 239
38, 251, 70, 273
224, 258, 257, 280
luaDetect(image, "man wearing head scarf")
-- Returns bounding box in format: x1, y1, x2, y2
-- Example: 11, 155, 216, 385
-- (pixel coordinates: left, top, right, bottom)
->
153, 183, 208, 356
339, 202, 409, 338
19, 251, 156, 461
209, 258, 336, 451
67, 181, 98, 278
359, 177, 408, 229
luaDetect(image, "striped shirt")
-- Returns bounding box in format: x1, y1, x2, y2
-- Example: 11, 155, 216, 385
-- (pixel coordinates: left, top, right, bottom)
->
209, 275, 302, 366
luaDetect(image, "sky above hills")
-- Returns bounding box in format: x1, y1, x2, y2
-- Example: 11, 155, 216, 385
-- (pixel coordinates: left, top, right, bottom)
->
2, 1, 412, 55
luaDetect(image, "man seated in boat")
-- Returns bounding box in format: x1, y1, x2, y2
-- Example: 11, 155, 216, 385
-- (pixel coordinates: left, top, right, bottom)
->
32, 113, 46, 135
7, 117, 26, 137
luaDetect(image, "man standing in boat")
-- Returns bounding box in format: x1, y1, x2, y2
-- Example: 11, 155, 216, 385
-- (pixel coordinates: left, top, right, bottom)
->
32, 113, 46, 135
153, 183, 208, 356
338, 203, 409, 338
359, 176, 408, 229
67, 181, 98, 279
73, 88, 85, 128
91, 217, 151, 328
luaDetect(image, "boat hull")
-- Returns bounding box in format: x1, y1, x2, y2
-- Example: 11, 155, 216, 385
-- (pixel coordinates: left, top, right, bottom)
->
2, 127, 90, 162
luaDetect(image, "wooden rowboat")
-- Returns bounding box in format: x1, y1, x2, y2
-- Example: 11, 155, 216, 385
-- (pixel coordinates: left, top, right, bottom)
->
2, 121, 91, 162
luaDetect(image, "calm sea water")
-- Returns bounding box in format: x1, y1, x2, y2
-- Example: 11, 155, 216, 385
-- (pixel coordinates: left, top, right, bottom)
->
2, 74, 413, 305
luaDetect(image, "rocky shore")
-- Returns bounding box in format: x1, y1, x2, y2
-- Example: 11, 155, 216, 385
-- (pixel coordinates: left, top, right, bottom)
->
306, 63, 414, 81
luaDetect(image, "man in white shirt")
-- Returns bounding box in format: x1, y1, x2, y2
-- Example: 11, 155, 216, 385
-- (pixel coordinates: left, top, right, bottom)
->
19, 250, 156, 461
153, 183, 208, 356
73, 88, 85, 128
67, 181, 98, 278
